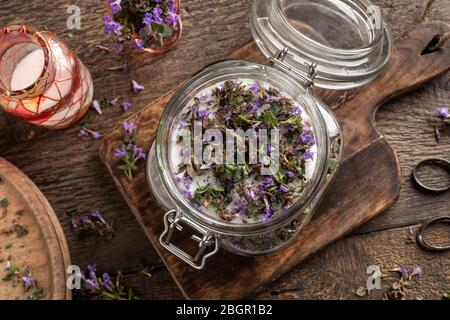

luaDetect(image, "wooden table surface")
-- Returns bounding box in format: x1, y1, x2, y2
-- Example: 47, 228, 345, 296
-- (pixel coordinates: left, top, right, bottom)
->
0, 0, 449, 300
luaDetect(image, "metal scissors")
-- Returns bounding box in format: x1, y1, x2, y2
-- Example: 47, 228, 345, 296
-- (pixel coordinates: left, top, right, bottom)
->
411, 158, 450, 252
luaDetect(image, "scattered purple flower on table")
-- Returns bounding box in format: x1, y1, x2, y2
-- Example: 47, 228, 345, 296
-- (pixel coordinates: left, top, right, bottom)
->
410, 266, 422, 278
100, 273, 113, 291
85, 279, 98, 290
122, 121, 136, 134
79, 127, 102, 140
109, 0, 122, 15
113, 42, 123, 53
71, 211, 113, 238
87, 264, 97, 273
392, 266, 409, 279
135, 39, 145, 50
22, 275, 33, 289
121, 101, 132, 111
103, 15, 122, 35
114, 147, 127, 158
131, 80, 144, 93
437, 107, 450, 119
132, 145, 146, 160
91, 100, 102, 115
110, 97, 119, 106
78, 127, 89, 137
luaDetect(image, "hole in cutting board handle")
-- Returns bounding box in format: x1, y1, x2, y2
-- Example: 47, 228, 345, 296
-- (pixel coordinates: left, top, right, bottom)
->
421, 34, 446, 55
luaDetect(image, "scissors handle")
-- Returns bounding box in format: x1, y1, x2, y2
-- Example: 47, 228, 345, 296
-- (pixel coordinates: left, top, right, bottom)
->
412, 158, 450, 194
416, 216, 450, 252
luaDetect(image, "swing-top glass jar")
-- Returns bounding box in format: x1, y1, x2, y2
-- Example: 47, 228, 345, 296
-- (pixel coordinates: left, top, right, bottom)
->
146, 0, 391, 269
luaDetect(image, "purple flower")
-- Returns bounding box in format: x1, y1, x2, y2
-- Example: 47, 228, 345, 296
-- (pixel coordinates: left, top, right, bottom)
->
183, 190, 192, 199
132, 80, 144, 93
408, 226, 414, 236
78, 127, 89, 137
122, 121, 136, 134
92, 131, 102, 140
267, 144, 272, 153
103, 15, 122, 35
80, 215, 92, 224
113, 42, 123, 53
165, 12, 180, 26
91, 100, 102, 114
280, 184, 289, 193
100, 273, 113, 291
152, 7, 163, 24
196, 93, 209, 104
263, 177, 274, 185
87, 264, 97, 273
110, 97, 119, 106
182, 176, 192, 189
393, 266, 409, 279
250, 82, 261, 94
85, 279, 98, 290
122, 101, 132, 111
291, 105, 302, 115
287, 171, 295, 178
91, 210, 105, 223
114, 147, 127, 158
198, 109, 209, 121
142, 12, 153, 26
109, 0, 122, 15
135, 39, 145, 51
71, 217, 80, 229
22, 275, 33, 288
261, 207, 274, 221
299, 132, 316, 145
437, 107, 450, 119
302, 151, 314, 161
411, 266, 422, 278
132, 144, 146, 160
245, 188, 258, 202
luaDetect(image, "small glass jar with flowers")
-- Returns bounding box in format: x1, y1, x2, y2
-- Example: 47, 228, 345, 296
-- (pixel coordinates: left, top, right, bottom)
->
105, 0, 182, 54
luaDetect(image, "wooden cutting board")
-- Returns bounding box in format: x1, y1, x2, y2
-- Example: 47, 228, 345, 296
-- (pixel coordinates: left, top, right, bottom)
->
99, 22, 450, 299
0, 157, 71, 300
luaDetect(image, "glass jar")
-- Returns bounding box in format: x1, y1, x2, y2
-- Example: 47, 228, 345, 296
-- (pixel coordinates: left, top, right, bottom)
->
146, 0, 391, 269
0, 25, 93, 129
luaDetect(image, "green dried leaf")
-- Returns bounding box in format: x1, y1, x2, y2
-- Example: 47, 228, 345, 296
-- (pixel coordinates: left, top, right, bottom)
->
355, 286, 367, 297
0, 198, 9, 208
443, 291, 450, 300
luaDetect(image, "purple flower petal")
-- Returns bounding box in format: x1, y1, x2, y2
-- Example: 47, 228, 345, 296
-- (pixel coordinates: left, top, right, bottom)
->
109, 0, 122, 15
302, 151, 314, 161
411, 266, 422, 277
132, 80, 144, 93
435, 126, 442, 143
91, 100, 102, 115
22, 275, 33, 288
437, 107, 450, 119
280, 184, 289, 193
78, 127, 89, 137
114, 147, 127, 158
87, 264, 97, 273
110, 97, 119, 106
122, 101, 132, 111
122, 121, 136, 134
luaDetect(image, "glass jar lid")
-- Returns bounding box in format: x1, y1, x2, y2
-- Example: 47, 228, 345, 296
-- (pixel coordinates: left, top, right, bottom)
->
251, 0, 392, 89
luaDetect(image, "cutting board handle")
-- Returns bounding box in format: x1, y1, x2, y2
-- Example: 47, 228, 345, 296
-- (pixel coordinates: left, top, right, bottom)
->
339, 22, 450, 113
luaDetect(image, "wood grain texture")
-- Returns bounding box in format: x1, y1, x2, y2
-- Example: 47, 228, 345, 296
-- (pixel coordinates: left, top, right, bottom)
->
99, 22, 450, 299
0, 0, 449, 299
0, 157, 71, 300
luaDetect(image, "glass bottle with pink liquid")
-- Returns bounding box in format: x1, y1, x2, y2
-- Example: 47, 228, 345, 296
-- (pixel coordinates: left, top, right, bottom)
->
0, 25, 93, 129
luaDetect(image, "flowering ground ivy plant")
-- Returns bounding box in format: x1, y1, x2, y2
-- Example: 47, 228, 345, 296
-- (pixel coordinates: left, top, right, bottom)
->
114, 121, 146, 180
68, 209, 114, 239
76, 264, 138, 300
105, 0, 180, 51
3, 258, 45, 300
